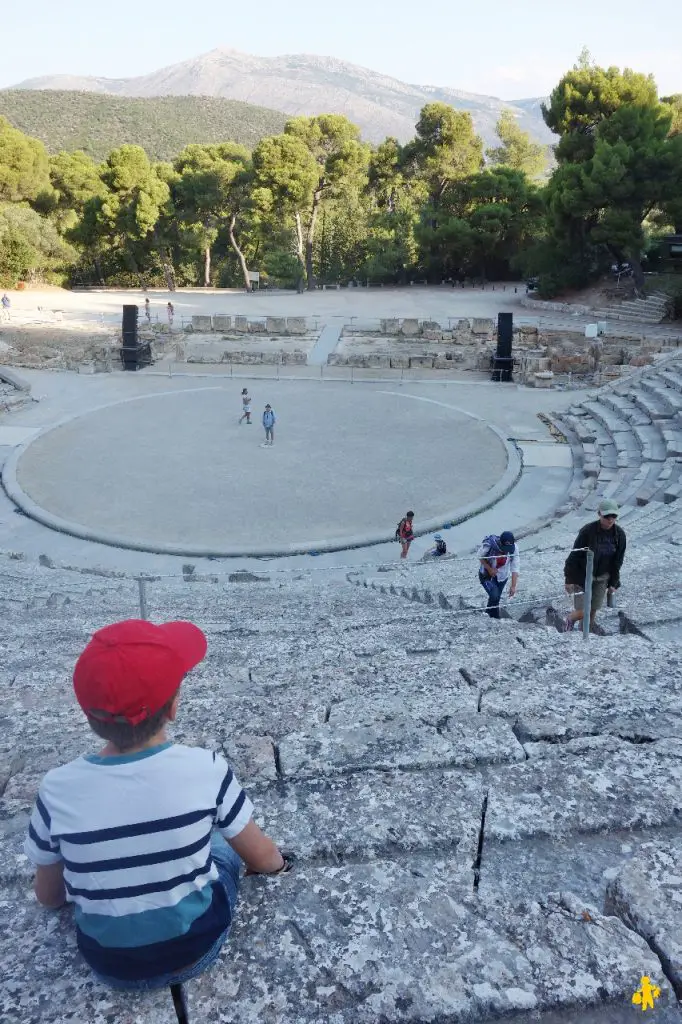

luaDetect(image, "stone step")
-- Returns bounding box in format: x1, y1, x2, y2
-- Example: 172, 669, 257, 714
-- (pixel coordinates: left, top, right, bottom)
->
599, 391, 652, 426
9, 854, 678, 1024
661, 428, 682, 458
640, 379, 682, 414
656, 367, 682, 393
579, 400, 634, 437
663, 481, 682, 503
631, 423, 668, 462
628, 387, 674, 421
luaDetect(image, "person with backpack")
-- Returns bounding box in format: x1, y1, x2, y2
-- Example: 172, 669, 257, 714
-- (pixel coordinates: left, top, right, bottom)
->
477, 530, 519, 618
422, 533, 447, 560
396, 511, 415, 559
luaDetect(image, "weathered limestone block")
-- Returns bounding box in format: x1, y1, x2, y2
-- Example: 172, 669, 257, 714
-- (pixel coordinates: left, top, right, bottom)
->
286, 317, 307, 335
409, 355, 434, 369
390, 354, 409, 369
605, 839, 682, 995
283, 350, 307, 365
224, 734, 278, 783
421, 320, 441, 331
422, 329, 443, 341
400, 318, 420, 336
174, 342, 186, 361
185, 341, 228, 363
248, 320, 266, 333
471, 317, 495, 335
187, 867, 673, 1022
518, 324, 539, 336
257, 766, 483, 859
277, 713, 523, 780
327, 353, 346, 365
380, 318, 400, 334
533, 371, 554, 388
366, 354, 390, 368
328, 688, 478, 723
485, 740, 682, 842
266, 316, 286, 334
440, 331, 454, 343
213, 314, 232, 331
232, 315, 248, 333
259, 351, 281, 364
191, 314, 212, 331
456, 318, 471, 330
433, 355, 453, 369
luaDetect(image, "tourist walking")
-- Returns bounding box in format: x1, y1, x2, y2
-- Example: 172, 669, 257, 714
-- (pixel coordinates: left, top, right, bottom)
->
167, 301, 174, 327
563, 499, 626, 632
262, 404, 276, 446
1, 293, 10, 321
239, 388, 252, 425
422, 533, 447, 560
396, 511, 415, 559
144, 297, 151, 322
477, 531, 519, 618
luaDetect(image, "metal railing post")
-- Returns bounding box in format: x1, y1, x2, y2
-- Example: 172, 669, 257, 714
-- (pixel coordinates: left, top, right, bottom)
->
138, 578, 148, 620
582, 550, 594, 640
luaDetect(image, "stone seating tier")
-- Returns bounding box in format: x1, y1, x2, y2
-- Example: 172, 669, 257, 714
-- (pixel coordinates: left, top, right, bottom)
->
3, 358, 682, 1022
4, 559, 682, 1022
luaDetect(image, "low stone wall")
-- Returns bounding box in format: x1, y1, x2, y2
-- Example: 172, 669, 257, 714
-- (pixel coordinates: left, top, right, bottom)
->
177, 340, 307, 365
190, 315, 308, 335
520, 297, 593, 316
331, 323, 667, 381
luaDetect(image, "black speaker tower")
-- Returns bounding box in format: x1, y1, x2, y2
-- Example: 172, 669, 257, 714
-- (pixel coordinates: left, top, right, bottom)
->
491, 312, 513, 382
121, 304, 152, 371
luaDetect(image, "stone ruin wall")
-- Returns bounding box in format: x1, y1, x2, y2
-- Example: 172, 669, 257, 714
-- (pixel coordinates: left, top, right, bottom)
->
329, 317, 673, 384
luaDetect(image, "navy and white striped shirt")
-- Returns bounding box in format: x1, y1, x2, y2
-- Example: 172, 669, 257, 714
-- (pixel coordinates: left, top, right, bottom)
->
24, 743, 253, 980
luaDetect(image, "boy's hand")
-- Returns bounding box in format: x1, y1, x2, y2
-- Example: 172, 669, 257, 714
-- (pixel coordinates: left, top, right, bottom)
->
245, 853, 295, 877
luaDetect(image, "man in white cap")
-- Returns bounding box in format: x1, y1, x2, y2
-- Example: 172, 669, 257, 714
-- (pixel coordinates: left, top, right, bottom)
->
563, 499, 626, 632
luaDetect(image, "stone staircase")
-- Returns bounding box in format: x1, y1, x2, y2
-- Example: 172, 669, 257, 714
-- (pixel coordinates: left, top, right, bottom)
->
550, 355, 682, 513
593, 290, 671, 324
3, 556, 682, 1022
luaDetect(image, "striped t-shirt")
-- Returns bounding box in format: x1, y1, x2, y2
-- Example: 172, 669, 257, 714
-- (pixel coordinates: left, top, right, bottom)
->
24, 743, 253, 980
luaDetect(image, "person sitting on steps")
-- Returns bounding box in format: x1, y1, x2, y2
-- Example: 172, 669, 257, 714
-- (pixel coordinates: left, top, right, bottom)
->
24, 619, 290, 992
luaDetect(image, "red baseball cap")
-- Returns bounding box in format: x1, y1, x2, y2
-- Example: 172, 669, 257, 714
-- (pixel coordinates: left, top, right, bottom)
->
73, 619, 207, 726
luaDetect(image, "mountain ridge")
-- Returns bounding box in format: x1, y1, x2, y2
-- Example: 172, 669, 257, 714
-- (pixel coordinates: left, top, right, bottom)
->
8, 47, 554, 146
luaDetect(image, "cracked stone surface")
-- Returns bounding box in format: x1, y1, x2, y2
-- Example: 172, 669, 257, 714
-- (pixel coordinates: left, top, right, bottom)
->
605, 839, 682, 998
2, 565, 682, 1021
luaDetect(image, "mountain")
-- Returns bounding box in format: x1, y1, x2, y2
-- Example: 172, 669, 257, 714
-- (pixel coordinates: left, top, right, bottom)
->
9, 48, 554, 147
0, 90, 287, 161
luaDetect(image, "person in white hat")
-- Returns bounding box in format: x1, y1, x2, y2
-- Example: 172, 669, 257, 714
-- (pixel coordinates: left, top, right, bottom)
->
563, 499, 626, 632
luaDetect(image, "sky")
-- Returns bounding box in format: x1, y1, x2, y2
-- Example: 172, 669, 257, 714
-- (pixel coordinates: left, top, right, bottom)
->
1, 0, 680, 99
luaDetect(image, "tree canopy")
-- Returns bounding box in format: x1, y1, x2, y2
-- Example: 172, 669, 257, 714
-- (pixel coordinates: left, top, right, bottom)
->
0, 56, 680, 297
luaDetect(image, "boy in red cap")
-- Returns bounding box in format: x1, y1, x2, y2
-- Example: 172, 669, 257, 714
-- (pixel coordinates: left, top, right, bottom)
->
24, 619, 287, 990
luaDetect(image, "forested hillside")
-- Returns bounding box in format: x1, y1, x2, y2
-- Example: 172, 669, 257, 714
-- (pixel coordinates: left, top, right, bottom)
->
0, 91, 287, 161
0, 56, 680, 299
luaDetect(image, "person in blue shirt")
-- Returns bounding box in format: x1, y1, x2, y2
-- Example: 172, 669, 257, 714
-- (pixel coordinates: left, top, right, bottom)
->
262, 404, 276, 446
422, 534, 447, 560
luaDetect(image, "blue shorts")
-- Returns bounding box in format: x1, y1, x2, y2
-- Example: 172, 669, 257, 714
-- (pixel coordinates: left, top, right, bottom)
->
93, 834, 241, 992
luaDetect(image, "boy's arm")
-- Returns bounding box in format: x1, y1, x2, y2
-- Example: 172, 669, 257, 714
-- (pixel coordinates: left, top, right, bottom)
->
227, 819, 285, 874
34, 862, 67, 909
